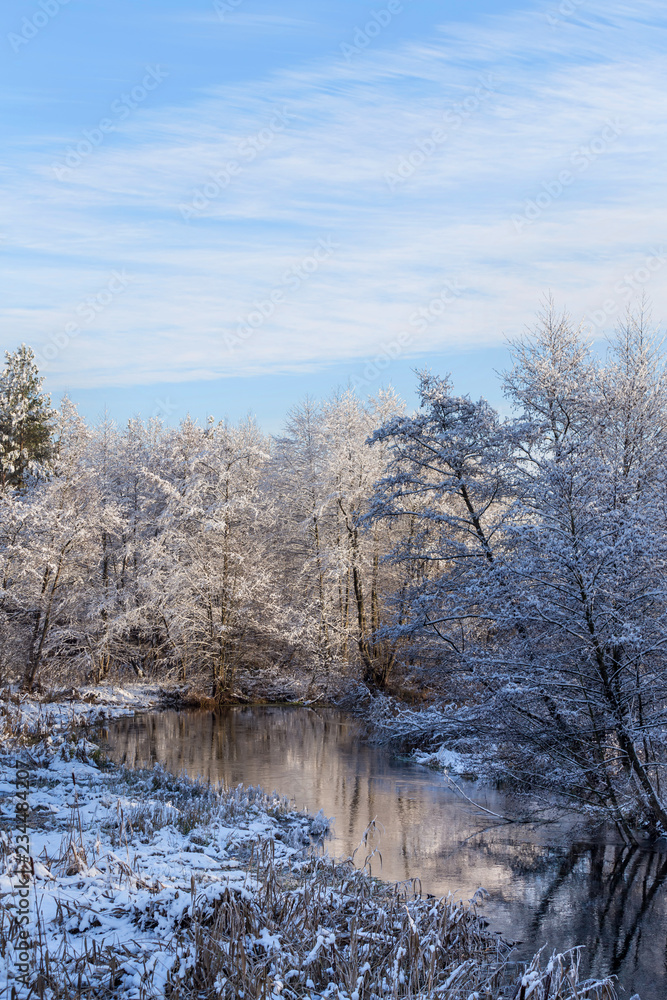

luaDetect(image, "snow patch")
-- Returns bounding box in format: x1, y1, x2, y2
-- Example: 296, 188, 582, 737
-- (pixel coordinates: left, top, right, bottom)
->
414, 745, 467, 774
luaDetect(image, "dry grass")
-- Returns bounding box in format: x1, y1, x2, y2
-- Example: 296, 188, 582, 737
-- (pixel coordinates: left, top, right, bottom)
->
171, 843, 617, 1000
103, 764, 302, 843
1, 843, 618, 1000
0, 707, 619, 1000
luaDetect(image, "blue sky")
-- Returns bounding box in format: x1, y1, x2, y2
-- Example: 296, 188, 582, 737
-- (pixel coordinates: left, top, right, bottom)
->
2, 0, 666, 432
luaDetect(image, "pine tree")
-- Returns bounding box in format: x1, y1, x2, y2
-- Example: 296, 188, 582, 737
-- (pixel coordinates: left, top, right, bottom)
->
0, 345, 53, 490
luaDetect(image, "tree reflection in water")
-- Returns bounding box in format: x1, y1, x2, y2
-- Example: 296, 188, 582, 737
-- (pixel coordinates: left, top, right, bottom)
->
509, 840, 667, 986
101, 707, 667, 1000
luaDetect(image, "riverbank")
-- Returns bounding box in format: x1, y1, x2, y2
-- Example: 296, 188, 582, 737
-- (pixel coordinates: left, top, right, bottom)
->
3, 675, 355, 716
0, 696, 618, 1000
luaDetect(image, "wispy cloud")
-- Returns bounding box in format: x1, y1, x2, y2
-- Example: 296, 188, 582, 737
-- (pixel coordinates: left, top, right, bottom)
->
3, 0, 667, 390
173, 12, 316, 30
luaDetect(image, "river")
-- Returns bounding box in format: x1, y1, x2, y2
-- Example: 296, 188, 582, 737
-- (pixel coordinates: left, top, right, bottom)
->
101, 705, 667, 999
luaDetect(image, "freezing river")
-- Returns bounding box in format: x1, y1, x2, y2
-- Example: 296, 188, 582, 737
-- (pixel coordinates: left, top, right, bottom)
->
101, 706, 667, 999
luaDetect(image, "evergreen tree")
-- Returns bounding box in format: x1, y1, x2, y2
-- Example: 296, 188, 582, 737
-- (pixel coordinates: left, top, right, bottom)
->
0, 344, 53, 490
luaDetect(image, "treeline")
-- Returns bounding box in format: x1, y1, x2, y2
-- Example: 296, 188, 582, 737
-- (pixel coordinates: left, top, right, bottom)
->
3, 302, 667, 837
0, 353, 409, 697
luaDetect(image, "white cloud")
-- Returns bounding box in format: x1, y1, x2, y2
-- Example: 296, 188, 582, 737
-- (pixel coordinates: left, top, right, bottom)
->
3, 0, 667, 389
170, 12, 316, 30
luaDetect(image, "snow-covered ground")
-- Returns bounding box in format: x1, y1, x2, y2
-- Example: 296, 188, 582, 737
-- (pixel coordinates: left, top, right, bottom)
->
5, 682, 172, 729
0, 693, 616, 999
413, 746, 470, 775
1, 731, 328, 997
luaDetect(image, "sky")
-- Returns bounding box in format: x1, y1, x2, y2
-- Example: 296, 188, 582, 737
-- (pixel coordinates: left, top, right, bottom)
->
2, 0, 666, 432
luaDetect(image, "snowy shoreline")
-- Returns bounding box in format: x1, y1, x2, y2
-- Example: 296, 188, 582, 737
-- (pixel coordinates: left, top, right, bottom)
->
0, 689, 616, 999
1, 732, 327, 996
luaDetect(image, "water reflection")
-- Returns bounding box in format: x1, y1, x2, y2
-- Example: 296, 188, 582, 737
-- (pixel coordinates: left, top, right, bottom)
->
101, 706, 667, 1000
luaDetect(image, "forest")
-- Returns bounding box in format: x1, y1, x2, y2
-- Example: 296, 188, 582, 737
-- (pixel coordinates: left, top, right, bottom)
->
3, 302, 667, 841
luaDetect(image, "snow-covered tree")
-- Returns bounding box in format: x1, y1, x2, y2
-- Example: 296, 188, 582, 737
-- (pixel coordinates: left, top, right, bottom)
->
321, 388, 406, 686
0, 344, 53, 491
272, 388, 408, 688
272, 398, 337, 677
370, 308, 667, 839
147, 416, 280, 700
5, 314, 667, 838
368, 370, 513, 680
7, 398, 111, 690
496, 309, 667, 838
